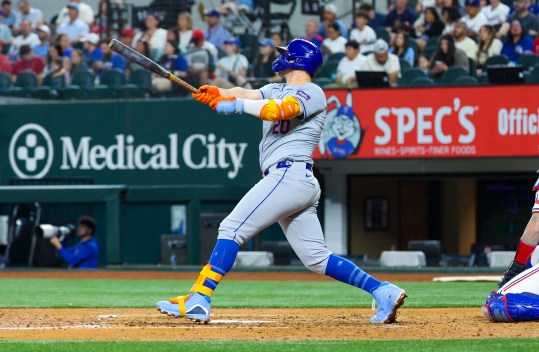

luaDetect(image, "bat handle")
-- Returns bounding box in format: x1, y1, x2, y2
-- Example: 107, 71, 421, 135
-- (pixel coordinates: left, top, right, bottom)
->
167, 73, 199, 94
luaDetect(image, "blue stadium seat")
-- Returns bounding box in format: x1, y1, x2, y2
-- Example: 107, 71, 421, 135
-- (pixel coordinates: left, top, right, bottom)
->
439, 66, 469, 85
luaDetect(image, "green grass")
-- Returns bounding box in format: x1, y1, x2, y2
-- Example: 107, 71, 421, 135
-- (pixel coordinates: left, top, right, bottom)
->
1, 339, 539, 352
0, 278, 496, 308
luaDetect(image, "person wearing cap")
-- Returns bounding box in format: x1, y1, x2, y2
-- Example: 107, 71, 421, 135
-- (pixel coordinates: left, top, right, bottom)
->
189, 28, 218, 62
119, 27, 134, 48
32, 24, 50, 58
336, 40, 365, 87
132, 11, 167, 61
56, 2, 89, 44
176, 11, 193, 53
184, 29, 213, 87
1, 1, 16, 28
56, 0, 94, 26
453, 21, 478, 58
252, 38, 280, 82
462, 0, 487, 36
359, 39, 401, 87
350, 10, 377, 54
0, 10, 12, 44
304, 19, 323, 48
203, 9, 232, 48
322, 22, 347, 55
318, 3, 349, 38
7, 18, 38, 60
11, 44, 44, 81
384, 0, 418, 34
213, 38, 248, 88
480, 0, 510, 26
80, 32, 101, 67
14, 0, 42, 29
497, 0, 539, 38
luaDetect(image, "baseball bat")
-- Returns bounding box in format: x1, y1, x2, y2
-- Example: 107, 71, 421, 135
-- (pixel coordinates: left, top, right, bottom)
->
108, 38, 199, 94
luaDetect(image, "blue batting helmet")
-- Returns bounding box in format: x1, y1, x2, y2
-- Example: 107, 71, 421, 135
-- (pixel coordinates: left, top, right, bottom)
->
272, 39, 323, 77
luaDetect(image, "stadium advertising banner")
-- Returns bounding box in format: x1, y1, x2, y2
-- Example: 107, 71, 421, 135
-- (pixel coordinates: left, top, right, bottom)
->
315, 86, 539, 160
0, 100, 261, 186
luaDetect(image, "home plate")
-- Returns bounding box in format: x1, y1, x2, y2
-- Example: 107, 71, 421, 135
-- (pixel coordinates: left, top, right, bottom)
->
211, 320, 272, 324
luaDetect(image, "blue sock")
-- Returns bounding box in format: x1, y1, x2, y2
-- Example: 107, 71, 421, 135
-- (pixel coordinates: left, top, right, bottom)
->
324, 254, 382, 294
198, 239, 240, 303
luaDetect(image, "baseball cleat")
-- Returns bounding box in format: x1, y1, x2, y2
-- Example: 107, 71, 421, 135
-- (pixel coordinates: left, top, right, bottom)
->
156, 292, 211, 323
370, 282, 407, 324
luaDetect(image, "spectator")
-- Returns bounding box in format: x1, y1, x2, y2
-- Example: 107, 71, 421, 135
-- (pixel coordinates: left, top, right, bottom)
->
92, 0, 108, 34
453, 21, 478, 58
203, 9, 231, 48
0, 10, 12, 43
1, 1, 15, 27
385, 0, 418, 34
442, 0, 464, 15
476, 24, 503, 69
128, 39, 149, 73
57, 33, 73, 59
498, 0, 539, 38
416, 6, 445, 41
501, 18, 533, 61
8, 18, 38, 60
462, 0, 488, 36
80, 32, 101, 67
12, 44, 44, 81
481, 0, 510, 25
32, 24, 50, 58
119, 27, 134, 48
359, 3, 386, 28
322, 22, 347, 56
14, 0, 42, 29
49, 216, 99, 269
318, 4, 349, 38
534, 34, 539, 53
441, 6, 462, 34
67, 48, 88, 74
132, 11, 167, 61
427, 34, 469, 78
94, 39, 126, 75
46, 44, 62, 73
350, 10, 377, 54
56, 0, 94, 26
45, 58, 68, 86
271, 33, 283, 48
153, 40, 188, 92
56, 2, 89, 44
304, 18, 323, 48
167, 28, 178, 45
184, 30, 213, 86
176, 11, 193, 53
0, 41, 11, 73
213, 38, 248, 88
359, 39, 401, 86
389, 32, 415, 66
252, 38, 280, 82
336, 40, 365, 87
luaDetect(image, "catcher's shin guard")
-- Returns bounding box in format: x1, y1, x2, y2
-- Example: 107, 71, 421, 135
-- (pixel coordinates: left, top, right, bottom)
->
483, 292, 539, 322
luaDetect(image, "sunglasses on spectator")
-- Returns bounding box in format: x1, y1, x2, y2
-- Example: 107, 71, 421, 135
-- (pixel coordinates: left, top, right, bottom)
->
512, 24, 522, 29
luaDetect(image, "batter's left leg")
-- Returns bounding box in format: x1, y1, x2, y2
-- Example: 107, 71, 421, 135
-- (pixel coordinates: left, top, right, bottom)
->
279, 209, 406, 323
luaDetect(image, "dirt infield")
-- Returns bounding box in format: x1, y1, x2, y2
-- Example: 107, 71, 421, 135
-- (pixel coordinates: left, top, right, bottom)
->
0, 307, 536, 341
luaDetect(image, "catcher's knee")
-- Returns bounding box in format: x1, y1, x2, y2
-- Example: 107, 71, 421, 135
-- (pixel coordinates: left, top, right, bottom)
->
483, 291, 539, 322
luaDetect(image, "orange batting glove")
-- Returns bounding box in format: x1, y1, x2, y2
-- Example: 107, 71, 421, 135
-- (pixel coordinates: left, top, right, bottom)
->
192, 85, 220, 106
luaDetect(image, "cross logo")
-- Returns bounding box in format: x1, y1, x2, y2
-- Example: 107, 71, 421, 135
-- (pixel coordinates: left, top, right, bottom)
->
9, 124, 54, 179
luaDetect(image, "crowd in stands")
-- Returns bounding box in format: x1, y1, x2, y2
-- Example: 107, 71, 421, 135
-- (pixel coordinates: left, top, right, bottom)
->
2, 0, 539, 98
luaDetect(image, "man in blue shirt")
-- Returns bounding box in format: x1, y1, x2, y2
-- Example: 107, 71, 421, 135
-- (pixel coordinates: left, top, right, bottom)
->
384, 0, 418, 33
49, 216, 99, 269
1, 1, 16, 27
203, 9, 232, 48
94, 39, 126, 75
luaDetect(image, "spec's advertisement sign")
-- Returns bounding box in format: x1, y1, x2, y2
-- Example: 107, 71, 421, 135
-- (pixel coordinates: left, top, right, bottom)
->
315, 86, 539, 159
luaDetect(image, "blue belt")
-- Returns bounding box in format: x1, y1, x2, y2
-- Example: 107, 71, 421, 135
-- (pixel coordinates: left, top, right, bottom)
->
263, 161, 312, 177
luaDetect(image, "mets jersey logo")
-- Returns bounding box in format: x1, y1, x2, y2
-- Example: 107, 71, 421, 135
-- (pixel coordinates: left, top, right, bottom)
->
318, 91, 363, 159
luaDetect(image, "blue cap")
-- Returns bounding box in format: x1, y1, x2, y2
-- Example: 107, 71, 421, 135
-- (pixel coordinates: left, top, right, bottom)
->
224, 38, 242, 48
465, 0, 480, 6
337, 106, 355, 120
206, 9, 220, 17
67, 2, 80, 11
259, 38, 275, 48
147, 10, 160, 20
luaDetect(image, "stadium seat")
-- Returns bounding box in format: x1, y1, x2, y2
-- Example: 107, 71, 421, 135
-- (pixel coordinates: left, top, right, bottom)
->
42, 72, 66, 91
409, 77, 433, 86
86, 84, 111, 100
70, 70, 95, 90
426, 36, 439, 47
6, 86, 26, 97
484, 55, 509, 67
127, 69, 151, 92
439, 66, 469, 85
118, 84, 145, 99
313, 77, 333, 87
31, 86, 55, 100
398, 67, 426, 86
315, 62, 338, 80
468, 57, 477, 77
452, 76, 478, 86
14, 72, 37, 91
327, 52, 345, 64
62, 85, 84, 100
477, 72, 489, 84
374, 27, 390, 44
518, 54, 539, 71
0, 72, 11, 94
424, 45, 437, 59
399, 58, 411, 71
525, 64, 539, 83
100, 69, 125, 89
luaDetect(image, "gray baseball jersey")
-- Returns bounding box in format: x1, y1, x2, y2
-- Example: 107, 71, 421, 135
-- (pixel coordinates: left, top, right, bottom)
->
258, 83, 327, 171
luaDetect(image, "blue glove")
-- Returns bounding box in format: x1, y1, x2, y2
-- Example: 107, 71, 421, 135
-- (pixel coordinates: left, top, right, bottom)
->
216, 99, 244, 115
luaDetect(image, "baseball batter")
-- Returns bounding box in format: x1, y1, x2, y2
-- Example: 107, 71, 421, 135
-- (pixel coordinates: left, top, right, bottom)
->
156, 39, 406, 324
